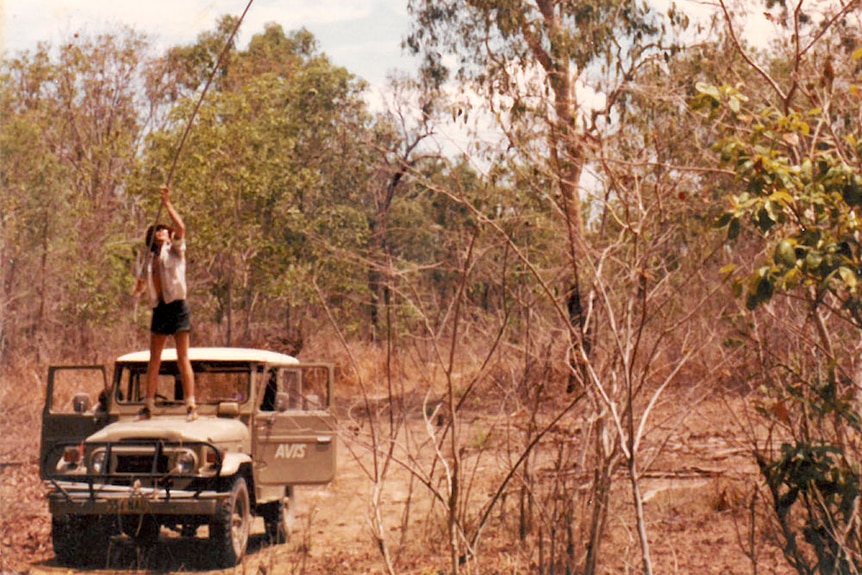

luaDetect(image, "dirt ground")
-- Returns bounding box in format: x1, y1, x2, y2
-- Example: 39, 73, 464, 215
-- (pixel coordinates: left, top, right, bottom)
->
0, 384, 797, 574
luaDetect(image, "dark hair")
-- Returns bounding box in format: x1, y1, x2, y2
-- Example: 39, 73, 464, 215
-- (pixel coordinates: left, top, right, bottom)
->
145, 224, 171, 253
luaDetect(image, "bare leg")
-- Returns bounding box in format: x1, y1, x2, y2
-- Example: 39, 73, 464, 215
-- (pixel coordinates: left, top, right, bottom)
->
175, 330, 196, 408
145, 333, 168, 407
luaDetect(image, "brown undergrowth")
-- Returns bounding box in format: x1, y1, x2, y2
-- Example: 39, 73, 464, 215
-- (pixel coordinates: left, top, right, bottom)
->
1, 339, 795, 574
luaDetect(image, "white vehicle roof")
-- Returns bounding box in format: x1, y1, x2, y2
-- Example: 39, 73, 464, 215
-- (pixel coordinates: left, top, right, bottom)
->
116, 347, 299, 365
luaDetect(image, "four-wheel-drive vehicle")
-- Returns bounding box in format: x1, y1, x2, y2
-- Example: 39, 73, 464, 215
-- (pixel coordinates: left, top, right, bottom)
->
39, 347, 336, 568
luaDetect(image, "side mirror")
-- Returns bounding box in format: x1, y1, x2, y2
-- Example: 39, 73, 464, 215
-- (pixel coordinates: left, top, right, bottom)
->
72, 393, 91, 414
275, 392, 290, 413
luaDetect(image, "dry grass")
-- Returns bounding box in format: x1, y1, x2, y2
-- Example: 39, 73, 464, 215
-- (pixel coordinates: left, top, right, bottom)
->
1, 334, 799, 574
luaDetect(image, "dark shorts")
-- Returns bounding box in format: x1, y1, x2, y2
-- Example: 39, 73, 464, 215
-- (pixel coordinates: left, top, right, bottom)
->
151, 300, 191, 335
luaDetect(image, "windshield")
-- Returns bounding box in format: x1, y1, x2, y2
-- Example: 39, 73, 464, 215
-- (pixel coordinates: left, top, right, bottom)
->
114, 361, 254, 405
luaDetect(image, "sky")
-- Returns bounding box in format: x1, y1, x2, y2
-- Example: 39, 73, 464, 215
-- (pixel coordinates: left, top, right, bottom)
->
0, 0, 417, 93
0, 0, 783, 99
0, 0, 781, 157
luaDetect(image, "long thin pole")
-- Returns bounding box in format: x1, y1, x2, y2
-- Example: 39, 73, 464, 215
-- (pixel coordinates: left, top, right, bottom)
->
148, 0, 255, 234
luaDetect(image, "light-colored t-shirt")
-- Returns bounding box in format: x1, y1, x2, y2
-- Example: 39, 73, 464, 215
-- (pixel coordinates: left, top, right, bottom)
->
144, 238, 188, 308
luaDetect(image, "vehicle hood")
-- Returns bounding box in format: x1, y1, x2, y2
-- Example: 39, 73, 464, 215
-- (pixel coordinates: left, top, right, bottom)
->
86, 417, 249, 444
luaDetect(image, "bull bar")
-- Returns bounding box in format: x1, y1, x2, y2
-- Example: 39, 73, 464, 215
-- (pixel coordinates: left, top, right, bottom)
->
43, 439, 226, 517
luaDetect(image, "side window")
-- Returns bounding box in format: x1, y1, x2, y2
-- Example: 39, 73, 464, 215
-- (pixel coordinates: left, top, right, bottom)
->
301, 367, 328, 411
283, 369, 302, 410
281, 366, 329, 411
258, 366, 331, 412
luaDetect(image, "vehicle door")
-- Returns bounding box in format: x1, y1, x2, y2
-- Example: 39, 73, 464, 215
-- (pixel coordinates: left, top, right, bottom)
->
39, 365, 110, 479
253, 364, 336, 485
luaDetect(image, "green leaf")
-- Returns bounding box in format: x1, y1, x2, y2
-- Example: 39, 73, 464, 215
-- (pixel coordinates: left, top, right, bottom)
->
774, 239, 797, 267
769, 191, 794, 205
695, 82, 721, 101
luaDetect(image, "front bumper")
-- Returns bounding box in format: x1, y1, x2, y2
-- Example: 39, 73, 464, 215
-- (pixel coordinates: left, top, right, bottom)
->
48, 480, 226, 517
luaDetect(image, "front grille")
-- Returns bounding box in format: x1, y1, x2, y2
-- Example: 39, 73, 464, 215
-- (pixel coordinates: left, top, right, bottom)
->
116, 453, 168, 474
44, 439, 223, 482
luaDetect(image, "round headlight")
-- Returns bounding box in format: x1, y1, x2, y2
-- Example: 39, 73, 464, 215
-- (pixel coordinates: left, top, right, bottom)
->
174, 450, 197, 474
91, 450, 107, 474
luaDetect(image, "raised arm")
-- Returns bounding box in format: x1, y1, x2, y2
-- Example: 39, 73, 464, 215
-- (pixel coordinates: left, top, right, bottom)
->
161, 185, 186, 241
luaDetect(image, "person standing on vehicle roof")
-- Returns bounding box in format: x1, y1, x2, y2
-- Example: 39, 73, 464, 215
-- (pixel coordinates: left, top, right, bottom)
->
133, 185, 198, 421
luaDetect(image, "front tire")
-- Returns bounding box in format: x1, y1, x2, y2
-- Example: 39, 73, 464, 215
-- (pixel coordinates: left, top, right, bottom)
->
52, 515, 111, 567
209, 476, 251, 567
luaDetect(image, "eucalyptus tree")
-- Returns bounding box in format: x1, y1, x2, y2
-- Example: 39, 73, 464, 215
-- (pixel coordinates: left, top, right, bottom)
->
402, 1, 705, 573
406, 0, 689, 352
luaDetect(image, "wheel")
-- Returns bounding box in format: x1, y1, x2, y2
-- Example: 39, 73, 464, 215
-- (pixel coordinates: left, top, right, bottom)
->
262, 487, 295, 544
209, 476, 251, 567
52, 515, 111, 567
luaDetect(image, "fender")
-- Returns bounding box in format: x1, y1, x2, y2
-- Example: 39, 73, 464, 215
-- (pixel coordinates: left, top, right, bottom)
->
220, 451, 252, 477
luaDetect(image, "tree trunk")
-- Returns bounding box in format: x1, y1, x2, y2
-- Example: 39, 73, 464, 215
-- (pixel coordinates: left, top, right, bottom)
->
584, 419, 613, 575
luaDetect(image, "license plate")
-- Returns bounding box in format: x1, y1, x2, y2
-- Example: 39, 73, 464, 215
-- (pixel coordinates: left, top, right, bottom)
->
108, 494, 150, 513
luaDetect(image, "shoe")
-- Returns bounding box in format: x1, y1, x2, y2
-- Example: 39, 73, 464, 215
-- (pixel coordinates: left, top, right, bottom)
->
186, 406, 199, 421
137, 406, 152, 420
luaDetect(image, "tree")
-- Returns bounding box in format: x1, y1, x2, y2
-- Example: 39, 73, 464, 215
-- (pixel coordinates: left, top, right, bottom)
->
136, 22, 377, 346
698, 0, 862, 571
407, 0, 688, 360
404, 2, 705, 573
0, 29, 155, 362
